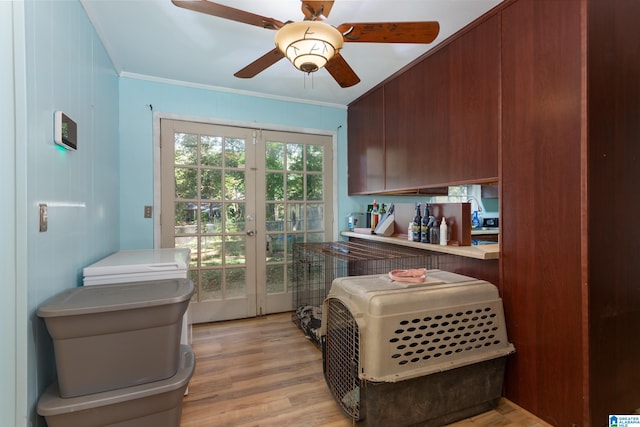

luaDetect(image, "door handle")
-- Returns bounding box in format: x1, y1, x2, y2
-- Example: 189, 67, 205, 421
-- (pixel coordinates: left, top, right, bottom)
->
246, 230, 255, 236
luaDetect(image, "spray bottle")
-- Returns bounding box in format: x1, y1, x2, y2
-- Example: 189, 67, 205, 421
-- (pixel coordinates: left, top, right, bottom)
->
439, 216, 448, 246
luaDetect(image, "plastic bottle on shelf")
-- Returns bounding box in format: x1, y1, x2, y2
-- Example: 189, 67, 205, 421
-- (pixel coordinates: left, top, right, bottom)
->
408, 222, 413, 240
370, 200, 379, 232
428, 215, 439, 243
439, 217, 448, 246
471, 210, 480, 229
412, 203, 422, 242
421, 204, 431, 243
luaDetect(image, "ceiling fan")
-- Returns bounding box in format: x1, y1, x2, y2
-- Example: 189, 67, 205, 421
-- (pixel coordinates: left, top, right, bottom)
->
171, 0, 440, 88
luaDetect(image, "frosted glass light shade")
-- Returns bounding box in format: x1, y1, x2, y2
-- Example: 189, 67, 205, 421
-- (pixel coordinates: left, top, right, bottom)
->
275, 21, 344, 73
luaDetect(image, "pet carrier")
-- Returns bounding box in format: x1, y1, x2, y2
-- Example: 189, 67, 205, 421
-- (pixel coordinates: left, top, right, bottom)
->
322, 269, 515, 427
292, 241, 437, 347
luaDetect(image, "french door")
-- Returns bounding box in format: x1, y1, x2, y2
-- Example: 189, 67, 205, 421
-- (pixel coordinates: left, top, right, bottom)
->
160, 119, 333, 323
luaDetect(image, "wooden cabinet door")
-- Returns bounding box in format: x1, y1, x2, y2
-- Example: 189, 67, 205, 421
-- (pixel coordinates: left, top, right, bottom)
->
347, 86, 385, 194
448, 14, 500, 183
385, 47, 450, 191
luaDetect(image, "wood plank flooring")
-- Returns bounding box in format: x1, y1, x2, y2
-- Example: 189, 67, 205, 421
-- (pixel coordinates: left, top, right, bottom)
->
180, 312, 550, 427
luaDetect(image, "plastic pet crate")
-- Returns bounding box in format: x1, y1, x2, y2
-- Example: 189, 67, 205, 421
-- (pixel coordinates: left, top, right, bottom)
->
292, 241, 438, 346
322, 270, 515, 426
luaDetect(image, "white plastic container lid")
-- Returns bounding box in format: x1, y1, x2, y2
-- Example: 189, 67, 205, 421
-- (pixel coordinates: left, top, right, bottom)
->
83, 248, 190, 277
37, 279, 194, 318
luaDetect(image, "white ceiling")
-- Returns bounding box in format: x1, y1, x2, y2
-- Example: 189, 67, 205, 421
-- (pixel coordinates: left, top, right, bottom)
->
81, 0, 503, 107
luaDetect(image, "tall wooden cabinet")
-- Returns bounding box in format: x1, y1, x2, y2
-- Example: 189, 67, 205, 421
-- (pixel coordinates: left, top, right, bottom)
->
502, 0, 640, 424
586, 1, 640, 422
500, 0, 585, 424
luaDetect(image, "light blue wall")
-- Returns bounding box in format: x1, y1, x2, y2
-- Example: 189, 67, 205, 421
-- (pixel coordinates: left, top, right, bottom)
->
118, 77, 349, 248
16, 1, 120, 425
116, 77, 439, 246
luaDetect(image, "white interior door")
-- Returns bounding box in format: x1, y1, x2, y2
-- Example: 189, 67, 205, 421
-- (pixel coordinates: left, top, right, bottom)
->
160, 119, 332, 323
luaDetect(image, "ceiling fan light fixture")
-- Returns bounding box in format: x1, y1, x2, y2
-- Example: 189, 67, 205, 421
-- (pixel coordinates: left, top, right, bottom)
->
275, 21, 344, 73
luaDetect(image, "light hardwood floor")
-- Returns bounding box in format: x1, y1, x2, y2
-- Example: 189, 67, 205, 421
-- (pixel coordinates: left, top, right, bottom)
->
180, 312, 550, 427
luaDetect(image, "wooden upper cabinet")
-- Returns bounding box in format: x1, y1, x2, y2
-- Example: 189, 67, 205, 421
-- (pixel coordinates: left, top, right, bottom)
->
347, 14, 501, 194
347, 86, 385, 194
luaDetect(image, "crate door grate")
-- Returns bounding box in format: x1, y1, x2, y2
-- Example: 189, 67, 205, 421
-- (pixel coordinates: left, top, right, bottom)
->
324, 299, 361, 421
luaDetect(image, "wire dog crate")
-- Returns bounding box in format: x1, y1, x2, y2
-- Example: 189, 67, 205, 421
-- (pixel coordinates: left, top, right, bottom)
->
322, 270, 515, 426
292, 241, 437, 347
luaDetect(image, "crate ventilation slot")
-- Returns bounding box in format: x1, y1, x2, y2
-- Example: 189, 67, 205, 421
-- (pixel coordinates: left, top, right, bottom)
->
389, 306, 502, 366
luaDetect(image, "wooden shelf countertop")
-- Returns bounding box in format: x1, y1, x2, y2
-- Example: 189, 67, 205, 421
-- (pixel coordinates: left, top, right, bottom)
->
341, 231, 500, 260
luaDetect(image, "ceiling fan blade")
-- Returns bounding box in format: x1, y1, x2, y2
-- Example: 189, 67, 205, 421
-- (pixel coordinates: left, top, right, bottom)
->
324, 53, 360, 88
234, 48, 285, 78
172, 0, 284, 30
337, 22, 440, 43
301, 1, 334, 20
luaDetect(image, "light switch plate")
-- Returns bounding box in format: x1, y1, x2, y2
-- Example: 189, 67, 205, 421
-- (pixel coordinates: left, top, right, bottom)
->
144, 205, 153, 218
39, 203, 48, 232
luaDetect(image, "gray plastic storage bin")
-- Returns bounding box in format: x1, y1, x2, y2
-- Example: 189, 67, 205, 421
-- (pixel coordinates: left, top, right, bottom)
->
37, 279, 194, 397
37, 345, 194, 427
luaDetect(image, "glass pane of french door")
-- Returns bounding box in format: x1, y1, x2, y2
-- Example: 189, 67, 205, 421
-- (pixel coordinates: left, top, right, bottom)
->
160, 120, 333, 323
